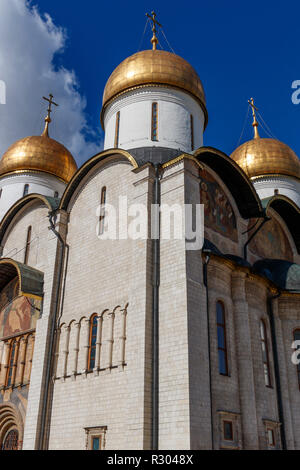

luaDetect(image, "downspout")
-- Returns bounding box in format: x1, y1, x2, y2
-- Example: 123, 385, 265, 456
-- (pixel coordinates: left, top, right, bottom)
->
243, 216, 270, 260
202, 249, 214, 449
38, 210, 65, 450
267, 291, 287, 450
152, 164, 160, 451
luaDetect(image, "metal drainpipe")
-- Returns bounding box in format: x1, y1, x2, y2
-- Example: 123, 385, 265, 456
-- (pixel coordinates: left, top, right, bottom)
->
152, 164, 160, 451
202, 250, 214, 449
38, 210, 65, 450
267, 291, 287, 450
243, 216, 271, 261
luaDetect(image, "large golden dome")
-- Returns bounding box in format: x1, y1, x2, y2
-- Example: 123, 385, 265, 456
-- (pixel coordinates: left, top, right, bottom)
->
231, 137, 300, 180
0, 134, 77, 183
101, 50, 207, 127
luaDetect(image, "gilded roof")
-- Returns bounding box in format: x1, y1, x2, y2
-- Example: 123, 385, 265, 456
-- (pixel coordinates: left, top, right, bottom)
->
0, 135, 78, 183
102, 50, 207, 126
231, 137, 300, 180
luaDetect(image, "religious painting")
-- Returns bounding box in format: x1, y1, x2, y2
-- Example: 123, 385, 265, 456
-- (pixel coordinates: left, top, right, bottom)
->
0, 278, 40, 339
248, 217, 293, 261
199, 169, 238, 242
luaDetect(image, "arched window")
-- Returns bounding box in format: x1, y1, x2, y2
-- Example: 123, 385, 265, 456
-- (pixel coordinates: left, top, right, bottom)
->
0, 188, 2, 199
54, 191, 59, 198
151, 103, 158, 141
2, 429, 19, 451
24, 226, 32, 265
260, 320, 271, 387
6, 340, 18, 388
114, 111, 120, 148
99, 187, 107, 236
216, 301, 228, 376
190, 115, 194, 151
294, 329, 300, 389
88, 314, 98, 371
23, 184, 29, 197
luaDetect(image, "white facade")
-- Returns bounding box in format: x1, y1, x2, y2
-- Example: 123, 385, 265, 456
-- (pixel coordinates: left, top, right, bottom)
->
0, 172, 66, 220
252, 175, 300, 207
103, 86, 205, 153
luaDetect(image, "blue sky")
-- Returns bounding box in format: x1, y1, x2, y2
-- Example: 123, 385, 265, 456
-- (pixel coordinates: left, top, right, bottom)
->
2, 0, 300, 162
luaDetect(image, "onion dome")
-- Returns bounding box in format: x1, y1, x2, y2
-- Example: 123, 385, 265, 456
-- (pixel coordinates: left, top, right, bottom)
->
231, 98, 300, 180
101, 11, 207, 129
0, 95, 77, 183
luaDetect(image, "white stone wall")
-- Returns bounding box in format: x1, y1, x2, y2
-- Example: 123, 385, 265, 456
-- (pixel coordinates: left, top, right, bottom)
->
0, 172, 66, 220
103, 87, 205, 153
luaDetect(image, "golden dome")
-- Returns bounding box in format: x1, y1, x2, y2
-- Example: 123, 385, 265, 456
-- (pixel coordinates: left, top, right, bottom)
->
0, 134, 77, 183
231, 137, 300, 180
101, 50, 207, 127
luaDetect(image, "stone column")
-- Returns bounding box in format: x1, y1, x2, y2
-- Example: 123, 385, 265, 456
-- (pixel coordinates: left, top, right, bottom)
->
232, 272, 259, 449
15, 336, 28, 387
0, 341, 10, 388
62, 325, 70, 378
118, 304, 128, 367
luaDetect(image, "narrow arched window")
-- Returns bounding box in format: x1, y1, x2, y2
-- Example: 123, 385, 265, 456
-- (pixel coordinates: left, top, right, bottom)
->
114, 111, 120, 148
99, 187, 107, 236
151, 103, 158, 141
23, 184, 29, 197
0, 188, 2, 199
260, 320, 271, 387
6, 340, 18, 388
294, 329, 300, 389
88, 314, 98, 371
54, 191, 59, 198
24, 226, 32, 265
216, 301, 228, 376
190, 115, 194, 151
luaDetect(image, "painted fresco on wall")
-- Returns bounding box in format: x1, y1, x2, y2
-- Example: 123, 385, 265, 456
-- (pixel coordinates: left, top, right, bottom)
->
199, 169, 238, 242
0, 278, 40, 339
248, 217, 293, 261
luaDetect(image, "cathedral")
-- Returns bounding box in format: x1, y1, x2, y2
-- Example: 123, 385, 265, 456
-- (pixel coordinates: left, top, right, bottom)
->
0, 13, 300, 451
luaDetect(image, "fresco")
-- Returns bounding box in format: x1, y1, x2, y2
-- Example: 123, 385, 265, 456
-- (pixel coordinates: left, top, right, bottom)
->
248, 217, 293, 261
199, 169, 238, 242
0, 278, 40, 339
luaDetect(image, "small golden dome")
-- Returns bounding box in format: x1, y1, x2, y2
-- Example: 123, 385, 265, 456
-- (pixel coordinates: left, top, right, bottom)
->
231, 137, 300, 180
0, 134, 77, 183
101, 50, 207, 127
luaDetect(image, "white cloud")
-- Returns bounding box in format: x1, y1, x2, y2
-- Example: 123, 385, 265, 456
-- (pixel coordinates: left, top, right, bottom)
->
0, 0, 102, 166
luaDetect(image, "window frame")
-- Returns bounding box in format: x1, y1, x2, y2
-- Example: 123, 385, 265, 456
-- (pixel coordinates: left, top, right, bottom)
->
151, 102, 158, 142
260, 319, 272, 388
267, 428, 275, 448
223, 420, 234, 442
99, 187, 107, 236
85, 426, 107, 451
216, 301, 229, 376
88, 314, 98, 372
114, 111, 120, 148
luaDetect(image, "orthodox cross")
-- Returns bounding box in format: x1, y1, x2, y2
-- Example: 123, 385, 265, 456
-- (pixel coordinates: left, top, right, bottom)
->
146, 11, 162, 50
42, 93, 59, 137
248, 97, 260, 139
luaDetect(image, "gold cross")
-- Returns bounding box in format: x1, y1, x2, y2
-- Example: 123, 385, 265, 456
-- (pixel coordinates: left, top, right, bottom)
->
146, 11, 162, 50
42, 93, 59, 137
248, 97, 260, 139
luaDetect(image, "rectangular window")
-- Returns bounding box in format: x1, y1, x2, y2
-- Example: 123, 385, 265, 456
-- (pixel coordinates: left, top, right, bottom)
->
99, 187, 107, 236
114, 111, 120, 148
260, 320, 272, 387
223, 421, 233, 441
85, 427, 107, 451
267, 428, 275, 447
190, 115, 194, 151
23, 184, 29, 197
216, 301, 229, 376
151, 103, 158, 141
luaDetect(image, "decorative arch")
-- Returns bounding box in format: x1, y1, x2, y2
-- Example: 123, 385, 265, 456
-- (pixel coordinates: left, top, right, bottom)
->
59, 149, 138, 212
194, 146, 263, 219
0, 404, 23, 450
261, 195, 300, 254
0, 193, 59, 246
0, 258, 43, 300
